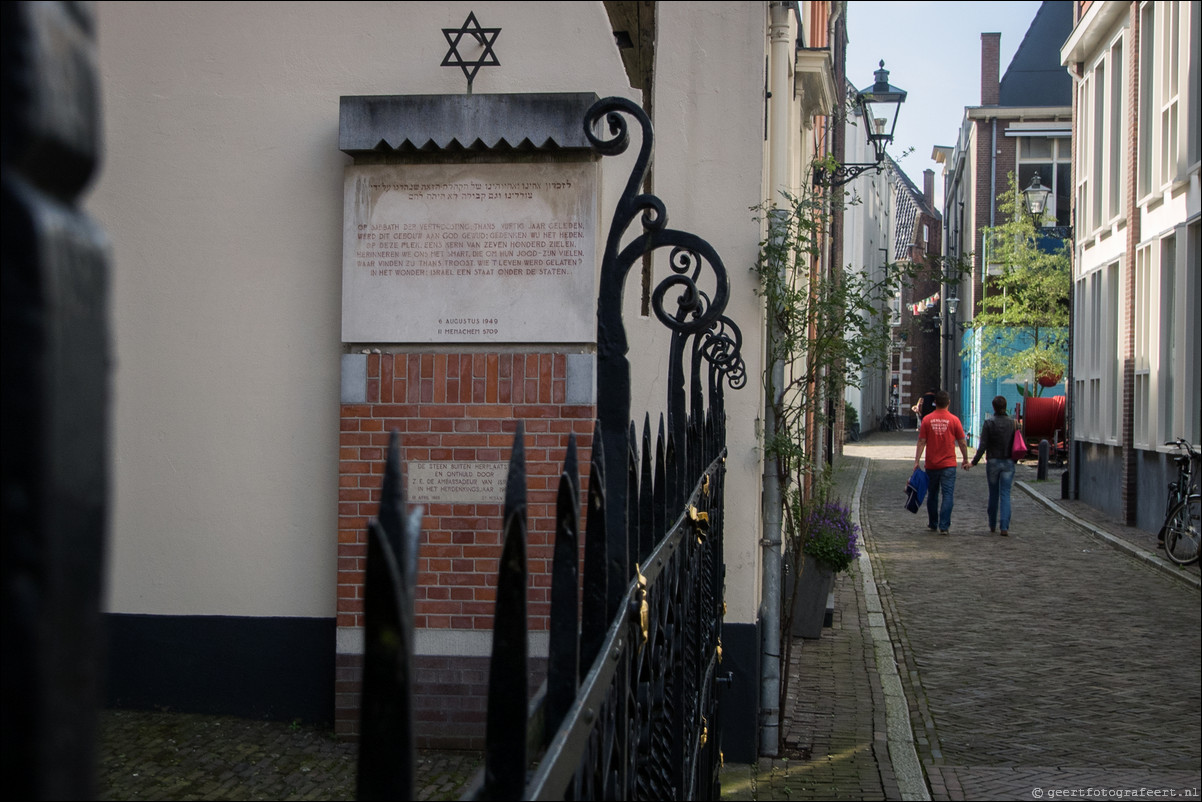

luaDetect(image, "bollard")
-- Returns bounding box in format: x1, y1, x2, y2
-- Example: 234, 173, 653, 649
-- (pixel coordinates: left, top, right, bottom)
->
1038, 439, 1049, 480
1061, 469, 1070, 499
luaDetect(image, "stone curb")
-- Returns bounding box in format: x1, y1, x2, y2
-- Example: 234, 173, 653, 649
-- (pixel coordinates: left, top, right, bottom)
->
851, 458, 930, 802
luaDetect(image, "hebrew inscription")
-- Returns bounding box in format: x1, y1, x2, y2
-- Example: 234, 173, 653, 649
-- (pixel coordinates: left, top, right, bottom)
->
342, 162, 597, 343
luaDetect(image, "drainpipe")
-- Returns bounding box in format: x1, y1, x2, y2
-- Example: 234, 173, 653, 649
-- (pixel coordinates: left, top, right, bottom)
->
759, 0, 792, 759
990, 118, 997, 228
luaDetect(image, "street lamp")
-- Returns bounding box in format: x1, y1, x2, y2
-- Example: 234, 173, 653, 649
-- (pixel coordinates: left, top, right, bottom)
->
939, 296, 962, 342
943, 295, 961, 402
814, 61, 907, 187
1022, 172, 1073, 239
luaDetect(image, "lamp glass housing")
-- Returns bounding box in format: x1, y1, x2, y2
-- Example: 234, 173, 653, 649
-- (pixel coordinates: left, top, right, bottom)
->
1024, 172, 1052, 221
858, 61, 907, 162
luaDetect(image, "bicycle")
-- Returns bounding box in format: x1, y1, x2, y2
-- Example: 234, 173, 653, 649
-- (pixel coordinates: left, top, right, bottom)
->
1158, 438, 1200, 566
880, 403, 902, 432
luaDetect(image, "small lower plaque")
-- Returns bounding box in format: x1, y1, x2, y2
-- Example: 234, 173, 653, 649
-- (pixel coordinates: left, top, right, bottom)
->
407, 461, 510, 504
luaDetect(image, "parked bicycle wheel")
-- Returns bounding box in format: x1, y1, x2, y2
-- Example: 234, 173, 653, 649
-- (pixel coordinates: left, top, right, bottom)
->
1161, 493, 1200, 565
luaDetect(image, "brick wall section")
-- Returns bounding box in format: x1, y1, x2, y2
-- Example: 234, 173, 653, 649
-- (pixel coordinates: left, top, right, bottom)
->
336, 350, 595, 744
336, 652, 550, 749
981, 32, 1001, 106
1121, 1, 1142, 524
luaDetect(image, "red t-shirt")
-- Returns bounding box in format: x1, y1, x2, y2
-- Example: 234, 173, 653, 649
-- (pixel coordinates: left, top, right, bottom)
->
919, 408, 966, 470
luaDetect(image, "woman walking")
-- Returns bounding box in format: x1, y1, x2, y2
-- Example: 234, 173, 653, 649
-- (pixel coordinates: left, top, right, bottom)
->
966, 395, 1017, 536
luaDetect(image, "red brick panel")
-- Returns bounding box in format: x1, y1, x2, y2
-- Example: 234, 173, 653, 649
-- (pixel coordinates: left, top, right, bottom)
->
337, 351, 595, 635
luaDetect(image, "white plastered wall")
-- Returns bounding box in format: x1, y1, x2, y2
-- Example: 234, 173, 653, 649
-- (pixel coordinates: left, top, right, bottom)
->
632, 2, 769, 625
90, 1, 636, 616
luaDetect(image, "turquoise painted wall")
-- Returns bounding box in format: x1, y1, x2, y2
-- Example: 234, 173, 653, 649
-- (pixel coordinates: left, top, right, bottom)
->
960, 326, 1065, 446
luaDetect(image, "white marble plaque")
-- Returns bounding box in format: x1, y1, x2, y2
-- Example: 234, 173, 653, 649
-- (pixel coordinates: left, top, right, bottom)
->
342, 162, 597, 343
407, 461, 510, 504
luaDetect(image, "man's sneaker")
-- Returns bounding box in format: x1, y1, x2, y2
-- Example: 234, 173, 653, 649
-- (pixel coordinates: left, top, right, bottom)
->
1000, 530, 1008, 536
939, 529, 949, 536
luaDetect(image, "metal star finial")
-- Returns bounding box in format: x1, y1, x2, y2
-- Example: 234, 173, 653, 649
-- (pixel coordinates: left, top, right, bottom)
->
441, 11, 500, 94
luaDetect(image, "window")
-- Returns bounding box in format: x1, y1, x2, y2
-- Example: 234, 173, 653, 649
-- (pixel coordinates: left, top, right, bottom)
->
1077, 71, 1093, 232
1073, 261, 1121, 443
1159, 0, 1180, 185
1108, 38, 1124, 220
1075, 27, 1126, 235
1018, 136, 1071, 228
1161, 221, 1201, 446
1134, 244, 1153, 447
1159, 235, 1176, 444
1138, 2, 1154, 196
1093, 61, 1106, 227
1138, 1, 1190, 196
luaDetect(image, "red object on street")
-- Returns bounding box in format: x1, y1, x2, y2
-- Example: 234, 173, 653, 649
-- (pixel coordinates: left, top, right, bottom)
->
1023, 395, 1066, 451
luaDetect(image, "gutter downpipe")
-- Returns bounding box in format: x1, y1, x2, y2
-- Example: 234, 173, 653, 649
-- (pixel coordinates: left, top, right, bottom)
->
990, 118, 997, 228
759, 0, 792, 759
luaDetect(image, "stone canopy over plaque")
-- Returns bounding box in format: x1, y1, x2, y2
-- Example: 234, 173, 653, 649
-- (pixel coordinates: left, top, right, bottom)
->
338, 93, 601, 344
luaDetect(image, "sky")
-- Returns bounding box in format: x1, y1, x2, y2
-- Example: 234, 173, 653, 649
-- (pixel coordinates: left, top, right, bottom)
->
845, 1, 1046, 200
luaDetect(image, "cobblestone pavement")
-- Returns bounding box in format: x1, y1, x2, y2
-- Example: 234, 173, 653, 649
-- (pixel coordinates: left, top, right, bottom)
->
720, 448, 901, 801
99, 429, 1201, 801
97, 709, 479, 801
857, 430, 1201, 801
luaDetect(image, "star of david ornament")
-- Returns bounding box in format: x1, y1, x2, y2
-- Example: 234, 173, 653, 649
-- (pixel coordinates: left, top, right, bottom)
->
441, 11, 500, 94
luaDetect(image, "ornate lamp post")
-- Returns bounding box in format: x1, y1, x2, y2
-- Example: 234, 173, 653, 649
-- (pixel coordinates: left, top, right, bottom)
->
814, 61, 907, 187
1023, 172, 1073, 239
944, 294, 960, 400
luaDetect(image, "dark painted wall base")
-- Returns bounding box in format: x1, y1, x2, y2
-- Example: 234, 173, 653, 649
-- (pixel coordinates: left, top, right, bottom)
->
1074, 441, 1177, 532
104, 613, 335, 725
719, 621, 760, 763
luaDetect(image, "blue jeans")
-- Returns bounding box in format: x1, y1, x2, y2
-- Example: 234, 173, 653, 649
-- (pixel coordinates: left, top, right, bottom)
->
986, 458, 1016, 531
926, 467, 957, 531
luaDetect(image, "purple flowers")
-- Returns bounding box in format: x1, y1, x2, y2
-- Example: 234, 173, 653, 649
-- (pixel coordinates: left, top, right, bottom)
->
801, 500, 861, 574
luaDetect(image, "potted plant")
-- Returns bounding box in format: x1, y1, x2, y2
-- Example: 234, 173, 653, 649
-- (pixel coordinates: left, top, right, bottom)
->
789, 499, 861, 638
844, 401, 860, 442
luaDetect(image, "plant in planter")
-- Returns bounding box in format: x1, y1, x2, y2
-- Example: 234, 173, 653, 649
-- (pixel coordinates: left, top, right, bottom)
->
801, 499, 861, 575
844, 401, 860, 442
784, 495, 861, 640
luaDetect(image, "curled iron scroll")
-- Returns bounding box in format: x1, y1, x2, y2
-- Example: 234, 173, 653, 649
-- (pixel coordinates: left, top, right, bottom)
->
584, 97, 731, 343
700, 316, 747, 391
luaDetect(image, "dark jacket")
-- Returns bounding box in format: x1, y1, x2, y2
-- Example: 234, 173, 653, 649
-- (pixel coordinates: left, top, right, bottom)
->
918, 393, 936, 417
971, 414, 1017, 465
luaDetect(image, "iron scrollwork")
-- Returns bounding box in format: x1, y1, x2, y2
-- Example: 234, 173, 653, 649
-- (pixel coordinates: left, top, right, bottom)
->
583, 96, 739, 612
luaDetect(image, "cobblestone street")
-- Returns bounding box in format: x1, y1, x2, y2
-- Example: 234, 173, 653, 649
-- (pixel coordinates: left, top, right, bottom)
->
858, 432, 1201, 800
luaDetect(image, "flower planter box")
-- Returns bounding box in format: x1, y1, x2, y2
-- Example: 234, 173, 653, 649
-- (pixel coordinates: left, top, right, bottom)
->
787, 556, 834, 639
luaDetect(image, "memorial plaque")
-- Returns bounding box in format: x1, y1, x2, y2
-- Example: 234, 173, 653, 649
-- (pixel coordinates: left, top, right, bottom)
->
407, 461, 510, 504
342, 162, 597, 343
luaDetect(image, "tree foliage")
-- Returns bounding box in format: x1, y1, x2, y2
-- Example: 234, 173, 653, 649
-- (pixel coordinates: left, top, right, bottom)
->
973, 172, 1071, 396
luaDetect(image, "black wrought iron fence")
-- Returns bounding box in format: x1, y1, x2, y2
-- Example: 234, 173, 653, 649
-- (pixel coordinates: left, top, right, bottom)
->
356, 97, 744, 801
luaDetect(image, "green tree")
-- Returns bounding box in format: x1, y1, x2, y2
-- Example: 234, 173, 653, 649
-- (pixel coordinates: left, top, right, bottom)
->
973, 172, 1071, 396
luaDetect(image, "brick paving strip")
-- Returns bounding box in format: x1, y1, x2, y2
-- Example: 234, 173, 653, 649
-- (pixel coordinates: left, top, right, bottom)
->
721, 453, 921, 801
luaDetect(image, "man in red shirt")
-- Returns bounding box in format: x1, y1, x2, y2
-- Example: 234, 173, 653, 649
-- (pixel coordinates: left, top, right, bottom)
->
913, 390, 970, 534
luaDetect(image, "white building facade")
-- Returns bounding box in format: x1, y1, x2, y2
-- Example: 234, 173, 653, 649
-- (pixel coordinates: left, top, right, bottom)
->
1060, 0, 1200, 528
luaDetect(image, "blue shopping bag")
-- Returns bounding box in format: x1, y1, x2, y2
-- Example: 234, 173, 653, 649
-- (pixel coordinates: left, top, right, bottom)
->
904, 468, 928, 513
